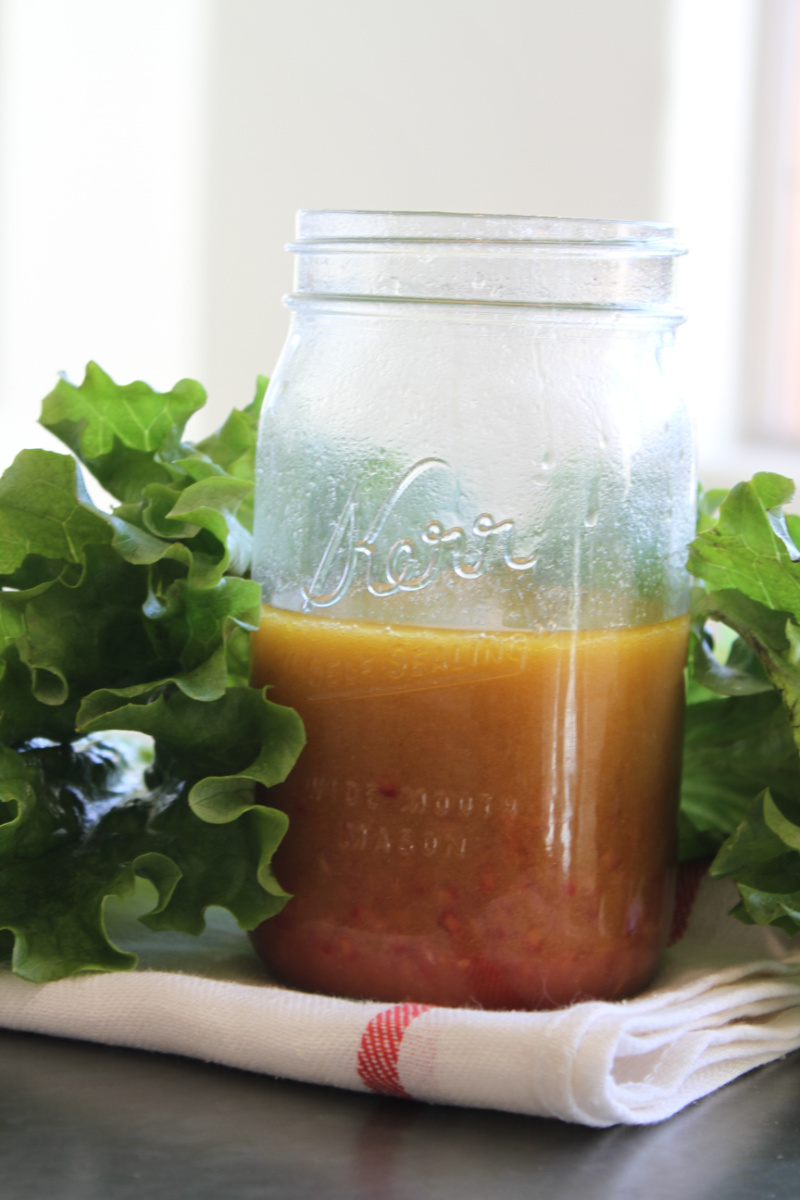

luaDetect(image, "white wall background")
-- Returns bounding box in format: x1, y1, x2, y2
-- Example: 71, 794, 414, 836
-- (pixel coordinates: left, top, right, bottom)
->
203, 0, 671, 410
661, 0, 761, 489
0, 0, 210, 461
0, 0, 792, 487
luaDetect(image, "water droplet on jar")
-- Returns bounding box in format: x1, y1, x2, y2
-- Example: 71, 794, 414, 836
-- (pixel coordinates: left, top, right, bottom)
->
541, 450, 554, 471
584, 476, 601, 528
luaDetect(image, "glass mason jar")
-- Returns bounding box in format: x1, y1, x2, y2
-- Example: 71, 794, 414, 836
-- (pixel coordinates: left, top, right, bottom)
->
250, 211, 694, 1010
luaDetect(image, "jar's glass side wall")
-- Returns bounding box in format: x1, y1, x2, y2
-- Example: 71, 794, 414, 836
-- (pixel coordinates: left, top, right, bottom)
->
253, 301, 695, 632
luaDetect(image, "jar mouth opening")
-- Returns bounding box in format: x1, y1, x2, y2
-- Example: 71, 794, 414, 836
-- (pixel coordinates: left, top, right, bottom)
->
293, 209, 683, 252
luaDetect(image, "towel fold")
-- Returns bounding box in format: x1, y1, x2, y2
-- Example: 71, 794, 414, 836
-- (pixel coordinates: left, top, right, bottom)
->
2, 871, 799, 1126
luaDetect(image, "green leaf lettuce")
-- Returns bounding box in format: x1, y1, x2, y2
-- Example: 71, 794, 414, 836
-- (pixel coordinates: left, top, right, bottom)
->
683, 475, 800, 933
0, 364, 304, 982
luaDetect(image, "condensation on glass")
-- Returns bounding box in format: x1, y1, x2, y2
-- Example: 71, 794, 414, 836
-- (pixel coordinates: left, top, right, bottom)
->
250, 212, 695, 1011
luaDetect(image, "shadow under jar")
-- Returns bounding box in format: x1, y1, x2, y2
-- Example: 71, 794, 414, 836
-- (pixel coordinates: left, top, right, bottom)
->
249, 211, 694, 1010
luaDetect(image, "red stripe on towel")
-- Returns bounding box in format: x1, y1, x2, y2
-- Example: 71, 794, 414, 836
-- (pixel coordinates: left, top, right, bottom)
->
355, 863, 705, 1086
357, 1003, 432, 1097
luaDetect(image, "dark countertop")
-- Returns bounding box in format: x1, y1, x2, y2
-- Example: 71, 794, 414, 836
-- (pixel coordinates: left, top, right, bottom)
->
3, 1029, 799, 1200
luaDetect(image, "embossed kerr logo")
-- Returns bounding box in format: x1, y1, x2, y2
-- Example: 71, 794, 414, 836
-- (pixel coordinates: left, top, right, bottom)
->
301, 457, 538, 610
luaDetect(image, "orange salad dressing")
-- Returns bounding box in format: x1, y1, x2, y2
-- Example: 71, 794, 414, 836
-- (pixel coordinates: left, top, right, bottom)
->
250, 607, 689, 1009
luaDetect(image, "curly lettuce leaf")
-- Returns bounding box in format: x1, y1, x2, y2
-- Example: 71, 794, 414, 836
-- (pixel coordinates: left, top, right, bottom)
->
0, 735, 293, 982
0, 407, 264, 746
711, 789, 800, 934
689, 476, 800, 754
0, 449, 111, 578
41, 363, 264, 587
40, 361, 206, 502
194, 375, 267, 535
0, 363, 302, 982
687, 473, 800, 613
77, 685, 305, 812
680, 689, 800, 861
689, 613, 772, 700
0, 533, 260, 744
685, 475, 800, 930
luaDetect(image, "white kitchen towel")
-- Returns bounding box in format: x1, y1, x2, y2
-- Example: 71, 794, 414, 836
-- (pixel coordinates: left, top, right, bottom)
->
1, 868, 800, 1127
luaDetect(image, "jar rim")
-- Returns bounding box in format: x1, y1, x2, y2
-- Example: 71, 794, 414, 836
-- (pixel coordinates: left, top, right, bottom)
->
290, 211, 685, 310
294, 209, 682, 251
